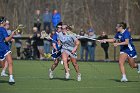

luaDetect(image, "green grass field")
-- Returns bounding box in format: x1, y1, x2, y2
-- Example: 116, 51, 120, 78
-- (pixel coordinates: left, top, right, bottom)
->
0, 60, 140, 93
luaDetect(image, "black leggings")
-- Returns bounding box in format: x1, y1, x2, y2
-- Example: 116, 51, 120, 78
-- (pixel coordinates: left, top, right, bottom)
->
102, 47, 109, 59
16, 47, 21, 57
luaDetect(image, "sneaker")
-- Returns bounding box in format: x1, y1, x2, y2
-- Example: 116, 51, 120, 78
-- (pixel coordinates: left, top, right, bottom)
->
1, 72, 8, 77
77, 73, 81, 81
138, 64, 140, 73
65, 73, 70, 79
9, 78, 15, 85
49, 69, 53, 79
121, 78, 128, 82
60, 60, 63, 65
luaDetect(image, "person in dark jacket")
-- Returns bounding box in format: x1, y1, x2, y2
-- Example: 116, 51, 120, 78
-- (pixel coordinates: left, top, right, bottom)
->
79, 29, 88, 61
98, 31, 109, 61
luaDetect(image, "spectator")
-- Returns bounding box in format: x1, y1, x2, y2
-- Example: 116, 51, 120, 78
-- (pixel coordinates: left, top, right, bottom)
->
98, 31, 109, 61
30, 27, 40, 59
87, 28, 96, 61
79, 29, 88, 61
34, 9, 41, 31
52, 9, 61, 29
42, 8, 52, 33
22, 39, 32, 59
36, 30, 45, 60
43, 26, 51, 54
13, 31, 22, 59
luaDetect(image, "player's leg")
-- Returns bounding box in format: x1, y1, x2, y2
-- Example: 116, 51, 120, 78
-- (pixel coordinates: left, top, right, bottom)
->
1, 60, 8, 76
62, 52, 70, 79
127, 57, 140, 73
5, 53, 15, 83
70, 57, 81, 81
49, 58, 59, 79
119, 53, 128, 82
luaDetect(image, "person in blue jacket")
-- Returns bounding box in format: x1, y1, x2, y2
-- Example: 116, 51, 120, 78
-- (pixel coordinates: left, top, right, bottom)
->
52, 9, 61, 29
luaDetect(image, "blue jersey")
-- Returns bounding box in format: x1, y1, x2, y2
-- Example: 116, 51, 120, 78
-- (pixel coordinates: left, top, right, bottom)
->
51, 32, 62, 59
114, 29, 137, 58
52, 32, 59, 49
0, 27, 10, 51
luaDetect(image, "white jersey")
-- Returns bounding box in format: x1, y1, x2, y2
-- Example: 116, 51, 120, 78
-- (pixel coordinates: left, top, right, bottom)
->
58, 32, 78, 58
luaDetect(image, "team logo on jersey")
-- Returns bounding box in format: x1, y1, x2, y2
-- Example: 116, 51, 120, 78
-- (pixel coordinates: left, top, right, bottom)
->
118, 35, 122, 39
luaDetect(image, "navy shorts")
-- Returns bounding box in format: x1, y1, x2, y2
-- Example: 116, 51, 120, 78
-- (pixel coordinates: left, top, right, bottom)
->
120, 49, 137, 59
0, 50, 11, 61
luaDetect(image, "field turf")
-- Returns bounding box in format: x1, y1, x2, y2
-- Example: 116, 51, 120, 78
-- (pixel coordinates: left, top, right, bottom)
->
0, 60, 140, 93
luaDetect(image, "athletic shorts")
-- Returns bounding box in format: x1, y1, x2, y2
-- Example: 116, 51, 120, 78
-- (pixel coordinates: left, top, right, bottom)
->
61, 49, 77, 59
0, 49, 11, 61
120, 50, 137, 59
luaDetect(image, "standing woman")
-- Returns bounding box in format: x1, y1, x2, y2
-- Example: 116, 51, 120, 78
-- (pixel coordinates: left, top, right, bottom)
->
0, 16, 15, 84
58, 24, 81, 81
99, 22, 140, 82
98, 31, 109, 61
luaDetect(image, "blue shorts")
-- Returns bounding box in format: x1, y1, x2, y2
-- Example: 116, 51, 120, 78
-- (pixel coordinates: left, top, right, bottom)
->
51, 49, 61, 59
120, 49, 137, 58
0, 50, 11, 61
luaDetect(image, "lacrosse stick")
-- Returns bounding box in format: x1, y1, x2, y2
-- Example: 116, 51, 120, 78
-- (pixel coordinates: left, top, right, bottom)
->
77, 35, 99, 41
40, 30, 54, 40
44, 50, 61, 59
13, 24, 25, 33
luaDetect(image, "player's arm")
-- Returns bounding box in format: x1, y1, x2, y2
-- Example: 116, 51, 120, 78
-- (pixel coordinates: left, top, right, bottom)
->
114, 39, 129, 47
52, 43, 58, 51
98, 38, 115, 43
5, 31, 15, 42
52, 34, 58, 51
72, 39, 80, 54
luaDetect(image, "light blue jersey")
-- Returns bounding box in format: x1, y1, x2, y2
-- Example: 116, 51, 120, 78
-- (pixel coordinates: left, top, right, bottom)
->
58, 32, 78, 58
114, 29, 137, 58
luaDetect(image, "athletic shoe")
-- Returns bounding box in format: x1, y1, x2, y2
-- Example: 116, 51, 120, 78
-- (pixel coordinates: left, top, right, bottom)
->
1, 72, 8, 77
138, 64, 140, 73
121, 78, 128, 82
65, 73, 70, 79
9, 78, 15, 85
77, 73, 81, 81
49, 69, 53, 79
60, 60, 63, 65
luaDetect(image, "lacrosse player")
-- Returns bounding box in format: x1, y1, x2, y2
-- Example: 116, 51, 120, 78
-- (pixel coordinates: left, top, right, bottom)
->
58, 24, 81, 81
0, 16, 15, 84
1, 20, 14, 77
99, 22, 140, 82
48, 22, 63, 79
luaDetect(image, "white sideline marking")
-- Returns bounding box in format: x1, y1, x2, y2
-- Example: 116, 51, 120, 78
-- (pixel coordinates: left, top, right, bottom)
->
8, 86, 140, 90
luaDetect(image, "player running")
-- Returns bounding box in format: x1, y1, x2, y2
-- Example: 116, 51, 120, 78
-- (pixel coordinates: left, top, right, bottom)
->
99, 22, 140, 82
0, 16, 15, 84
58, 24, 81, 81
48, 22, 62, 79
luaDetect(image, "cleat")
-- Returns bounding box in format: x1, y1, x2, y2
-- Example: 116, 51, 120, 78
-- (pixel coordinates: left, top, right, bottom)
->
49, 69, 53, 79
77, 73, 81, 81
9, 78, 15, 85
60, 60, 63, 65
65, 73, 70, 79
121, 78, 128, 82
1, 73, 8, 77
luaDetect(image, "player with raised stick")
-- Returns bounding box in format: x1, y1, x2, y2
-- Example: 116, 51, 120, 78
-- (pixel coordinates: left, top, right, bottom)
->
98, 22, 140, 82
0, 16, 16, 84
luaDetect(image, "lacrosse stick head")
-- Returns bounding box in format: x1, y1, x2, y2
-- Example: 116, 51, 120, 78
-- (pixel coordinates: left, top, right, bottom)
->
14, 24, 25, 33
41, 30, 47, 38
41, 31, 52, 40
44, 53, 52, 58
